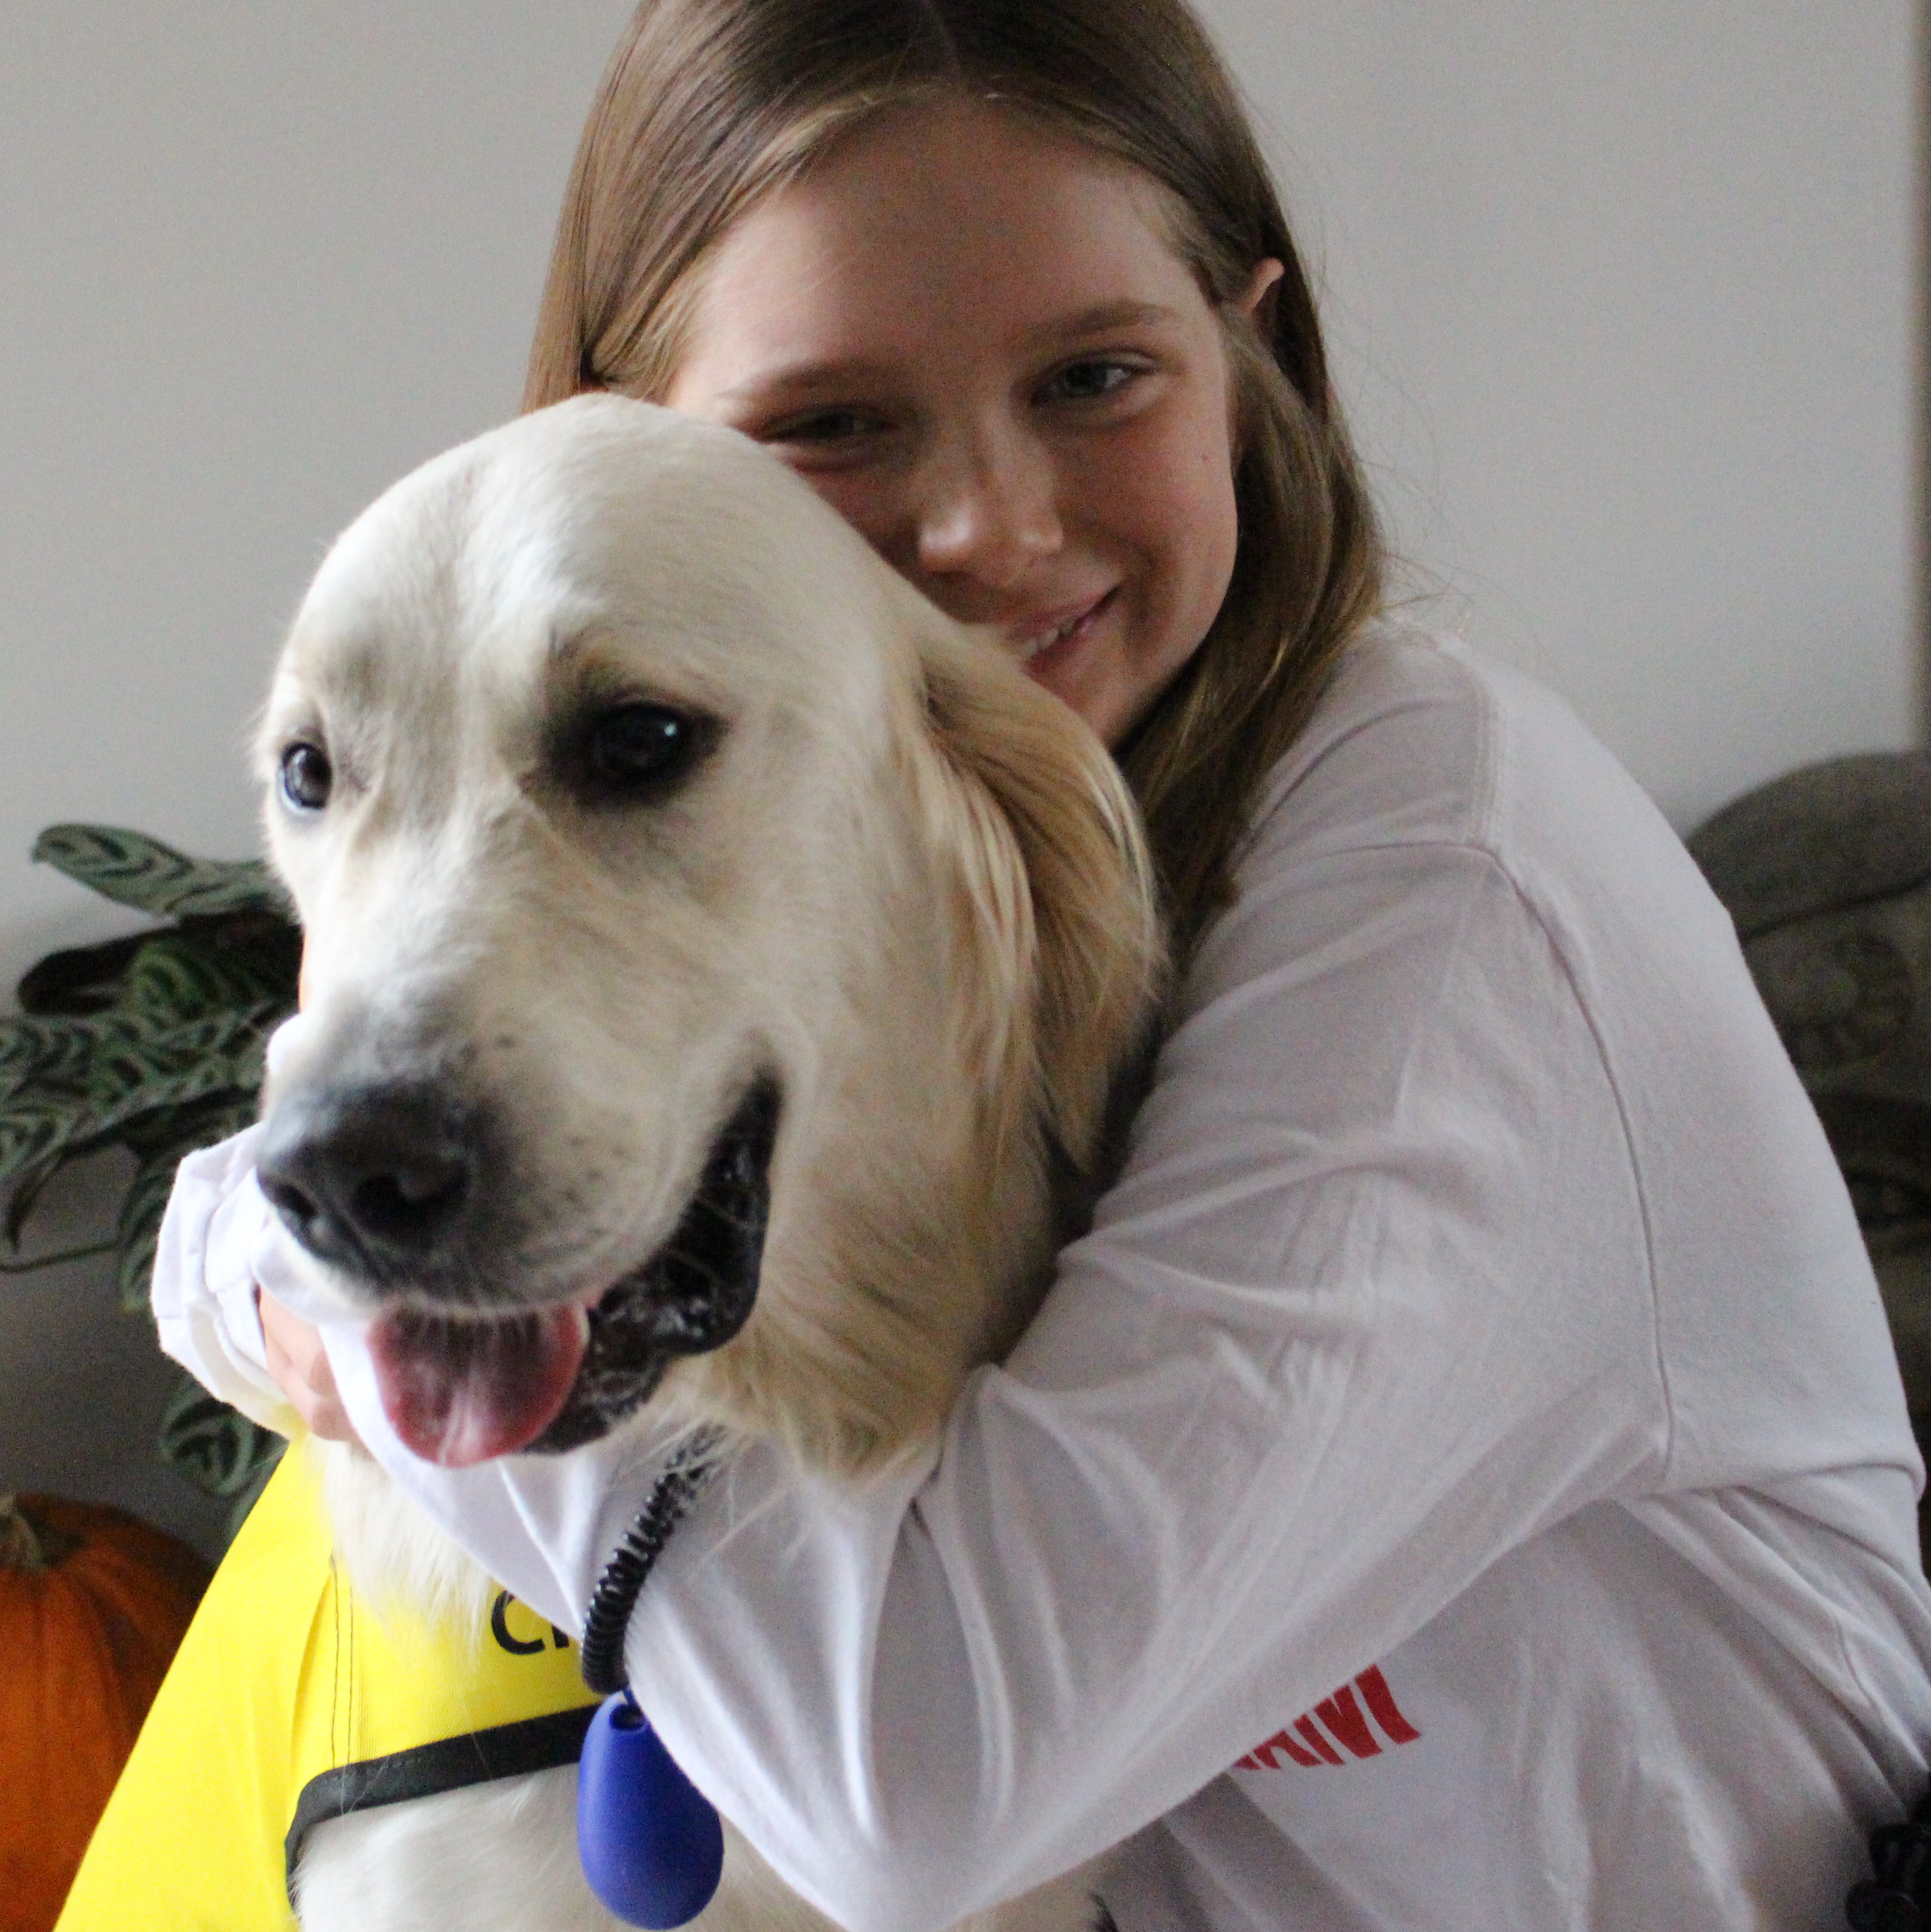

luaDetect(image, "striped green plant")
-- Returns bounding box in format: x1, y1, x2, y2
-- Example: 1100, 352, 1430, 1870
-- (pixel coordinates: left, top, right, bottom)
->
2, 825, 300, 1534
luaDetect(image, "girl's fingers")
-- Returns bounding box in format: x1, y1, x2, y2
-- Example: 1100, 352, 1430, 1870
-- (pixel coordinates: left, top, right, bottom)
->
258, 1287, 363, 1447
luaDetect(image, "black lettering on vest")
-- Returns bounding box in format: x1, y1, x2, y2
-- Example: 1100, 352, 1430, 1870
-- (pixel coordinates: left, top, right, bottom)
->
490, 1591, 547, 1656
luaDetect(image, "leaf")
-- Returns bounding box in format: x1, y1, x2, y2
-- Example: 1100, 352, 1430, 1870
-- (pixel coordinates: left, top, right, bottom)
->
157, 1375, 287, 1500
0, 1022, 95, 1223
223, 1436, 287, 1543
84, 1005, 274, 1135
0, 1009, 269, 1212
0, 1016, 95, 1106
15, 931, 148, 1017
0, 1236, 116, 1276
4, 1148, 67, 1247
3, 1116, 157, 1247
3, 827, 296, 1314
178, 910, 303, 1003
90, 1064, 260, 1149
114, 1150, 185, 1314
0, 1096, 88, 1188
33, 824, 286, 920
114, 1095, 265, 1312
120, 1091, 262, 1164
123, 931, 293, 1028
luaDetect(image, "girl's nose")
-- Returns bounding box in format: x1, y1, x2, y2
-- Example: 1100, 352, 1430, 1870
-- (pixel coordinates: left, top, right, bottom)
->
912, 424, 1062, 587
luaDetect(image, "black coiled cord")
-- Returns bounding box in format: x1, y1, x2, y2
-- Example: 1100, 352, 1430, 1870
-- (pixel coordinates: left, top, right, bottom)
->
1849, 1792, 1931, 1930
579, 1430, 724, 1697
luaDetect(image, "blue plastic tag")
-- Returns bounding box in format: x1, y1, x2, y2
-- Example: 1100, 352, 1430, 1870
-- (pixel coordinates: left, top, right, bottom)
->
578, 1692, 726, 1928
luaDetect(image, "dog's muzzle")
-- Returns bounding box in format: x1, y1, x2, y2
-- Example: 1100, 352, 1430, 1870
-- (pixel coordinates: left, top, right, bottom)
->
256, 1074, 781, 1465
530, 1077, 779, 1455
257, 1078, 490, 1290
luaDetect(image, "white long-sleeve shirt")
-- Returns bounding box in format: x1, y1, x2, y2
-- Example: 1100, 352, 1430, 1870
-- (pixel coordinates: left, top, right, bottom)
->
157, 628, 1931, 1930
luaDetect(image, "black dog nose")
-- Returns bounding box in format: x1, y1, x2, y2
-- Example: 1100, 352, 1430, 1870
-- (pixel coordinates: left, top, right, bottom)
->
257, 1083, 480, 1281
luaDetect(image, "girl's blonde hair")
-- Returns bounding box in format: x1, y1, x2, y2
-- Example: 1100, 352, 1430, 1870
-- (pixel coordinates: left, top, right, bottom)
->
524, 0, 1382, 956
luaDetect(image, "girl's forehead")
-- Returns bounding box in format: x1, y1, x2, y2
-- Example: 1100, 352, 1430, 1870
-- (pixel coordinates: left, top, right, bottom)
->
675, 99, 1206, 382
794, 97, 1163, 232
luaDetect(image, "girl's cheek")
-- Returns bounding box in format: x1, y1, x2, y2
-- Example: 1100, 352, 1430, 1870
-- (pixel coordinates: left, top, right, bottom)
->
785, 467, 906, 566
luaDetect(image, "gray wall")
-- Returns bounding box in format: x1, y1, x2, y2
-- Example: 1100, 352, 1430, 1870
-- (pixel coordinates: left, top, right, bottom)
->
1, 4, 634, 1550
1217, 1, 1923, 829
1, 4, 1920, 1551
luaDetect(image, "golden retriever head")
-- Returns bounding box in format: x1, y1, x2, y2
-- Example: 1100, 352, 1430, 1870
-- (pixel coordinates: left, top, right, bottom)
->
255, 394, 1161, 1479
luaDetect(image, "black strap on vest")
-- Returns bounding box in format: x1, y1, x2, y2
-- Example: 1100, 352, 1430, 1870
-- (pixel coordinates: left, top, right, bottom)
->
284, 1432, 723, 1906
284, 1704, 597, 1906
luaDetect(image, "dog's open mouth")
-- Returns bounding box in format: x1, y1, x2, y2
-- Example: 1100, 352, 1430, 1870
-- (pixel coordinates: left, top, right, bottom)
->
366, 1078, 781, 1467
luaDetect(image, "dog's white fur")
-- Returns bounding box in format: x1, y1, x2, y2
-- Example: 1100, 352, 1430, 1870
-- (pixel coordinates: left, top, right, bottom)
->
257, 395, 1163, 1931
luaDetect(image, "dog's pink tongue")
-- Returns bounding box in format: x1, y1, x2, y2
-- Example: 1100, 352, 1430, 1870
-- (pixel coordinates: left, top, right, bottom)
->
367, 1305, 588, 1467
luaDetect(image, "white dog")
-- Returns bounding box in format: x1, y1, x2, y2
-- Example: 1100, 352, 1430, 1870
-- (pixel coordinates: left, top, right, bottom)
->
250, 394, 1163, 1931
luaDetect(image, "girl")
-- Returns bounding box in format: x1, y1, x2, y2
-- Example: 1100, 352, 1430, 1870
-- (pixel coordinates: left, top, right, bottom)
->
157, 2, 1931, 1925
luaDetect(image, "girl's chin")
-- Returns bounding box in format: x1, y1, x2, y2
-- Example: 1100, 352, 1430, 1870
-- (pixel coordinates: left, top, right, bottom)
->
1019, 626, 1087, 694
1024, 628, 1193, 748
1025, 657, 1136, 747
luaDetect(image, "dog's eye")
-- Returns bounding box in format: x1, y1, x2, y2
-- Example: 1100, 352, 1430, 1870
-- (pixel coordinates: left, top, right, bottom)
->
279, 742, 334, 813
581, 703, 713, 801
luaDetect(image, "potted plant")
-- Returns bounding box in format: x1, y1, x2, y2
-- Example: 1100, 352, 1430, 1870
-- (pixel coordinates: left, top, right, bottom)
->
0, 826, 300, 1536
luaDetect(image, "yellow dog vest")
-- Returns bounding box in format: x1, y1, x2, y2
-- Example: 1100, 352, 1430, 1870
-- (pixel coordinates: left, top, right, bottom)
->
59, 1443, 599, 1930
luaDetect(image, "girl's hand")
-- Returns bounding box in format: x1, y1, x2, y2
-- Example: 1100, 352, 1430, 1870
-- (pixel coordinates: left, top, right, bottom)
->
258, 1286, 363, 1447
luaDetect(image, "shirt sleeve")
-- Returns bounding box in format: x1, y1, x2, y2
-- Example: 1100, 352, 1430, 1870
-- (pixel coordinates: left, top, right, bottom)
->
152, 1124, 298, 1435
339, 812, 1673, 1932
149, 1014, 322, 1435
603, 831, 1672, 1929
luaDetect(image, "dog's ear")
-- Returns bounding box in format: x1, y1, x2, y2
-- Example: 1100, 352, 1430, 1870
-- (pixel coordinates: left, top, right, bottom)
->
917, 628, 1165, 1177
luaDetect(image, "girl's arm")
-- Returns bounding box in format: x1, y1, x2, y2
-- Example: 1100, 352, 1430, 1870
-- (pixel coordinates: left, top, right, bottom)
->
329, 810, 1675, 1930
624, 837, 1668, 1927
257, 645, 1904, 1930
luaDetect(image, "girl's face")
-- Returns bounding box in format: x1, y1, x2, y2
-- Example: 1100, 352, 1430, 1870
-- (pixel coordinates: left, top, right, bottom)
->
664, 99, 1280, 747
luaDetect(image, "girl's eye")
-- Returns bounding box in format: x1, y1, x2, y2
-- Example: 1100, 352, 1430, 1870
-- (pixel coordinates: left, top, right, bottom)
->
1041, 358, 1141, 404
762, 408, 884, 449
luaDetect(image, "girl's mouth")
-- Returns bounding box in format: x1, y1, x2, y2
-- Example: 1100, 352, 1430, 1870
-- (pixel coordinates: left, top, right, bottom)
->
1013, 588, 1116, 668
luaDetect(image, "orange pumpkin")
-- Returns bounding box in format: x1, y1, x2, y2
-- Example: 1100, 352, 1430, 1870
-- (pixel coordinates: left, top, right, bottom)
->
0, 1493, 209, 1932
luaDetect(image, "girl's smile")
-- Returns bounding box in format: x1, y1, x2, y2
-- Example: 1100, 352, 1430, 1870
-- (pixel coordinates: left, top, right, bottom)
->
663, 98, 1279, 746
